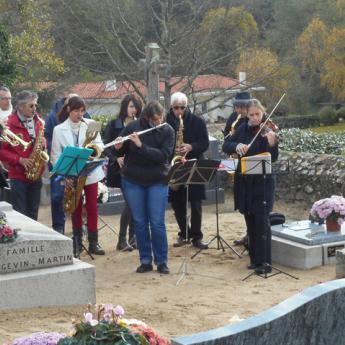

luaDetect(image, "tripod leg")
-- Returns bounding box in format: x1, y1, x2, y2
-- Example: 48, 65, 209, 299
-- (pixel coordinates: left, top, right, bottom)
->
82, 243, 95, 260
218, 236, 242, 258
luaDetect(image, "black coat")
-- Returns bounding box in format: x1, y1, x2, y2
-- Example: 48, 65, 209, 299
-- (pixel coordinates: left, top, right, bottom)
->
222, 122, 278, 214
116, 118, 175, 186
166, 108, 209, 201
103, 118, 125, 188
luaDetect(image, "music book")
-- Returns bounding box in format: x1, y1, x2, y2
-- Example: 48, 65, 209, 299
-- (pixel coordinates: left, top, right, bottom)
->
50, 146, 93, 177
240, 152, 272, 175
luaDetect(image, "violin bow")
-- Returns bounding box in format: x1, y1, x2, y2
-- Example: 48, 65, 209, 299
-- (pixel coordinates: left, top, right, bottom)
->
247, 93, 286, 149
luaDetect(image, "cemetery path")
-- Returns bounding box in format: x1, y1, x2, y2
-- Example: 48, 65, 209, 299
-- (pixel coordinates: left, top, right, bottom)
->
0, 195, 335, 343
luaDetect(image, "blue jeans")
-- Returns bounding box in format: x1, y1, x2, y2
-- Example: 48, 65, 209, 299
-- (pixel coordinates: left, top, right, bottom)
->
50, 177, 65, 234
122, 177, 168, 266
10, 178, 42, 220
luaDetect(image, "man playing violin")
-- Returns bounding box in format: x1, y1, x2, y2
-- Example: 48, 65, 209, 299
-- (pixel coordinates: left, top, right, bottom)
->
222, 99, 279, 275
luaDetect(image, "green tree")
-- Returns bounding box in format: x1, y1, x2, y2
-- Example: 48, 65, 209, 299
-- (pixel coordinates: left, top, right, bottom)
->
8, 0, 64, 82
0, 23, 17, 87
198, 6, 258, 72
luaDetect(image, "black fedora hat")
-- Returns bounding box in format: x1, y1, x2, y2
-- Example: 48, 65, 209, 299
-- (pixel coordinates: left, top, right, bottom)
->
233, 91, 251, 105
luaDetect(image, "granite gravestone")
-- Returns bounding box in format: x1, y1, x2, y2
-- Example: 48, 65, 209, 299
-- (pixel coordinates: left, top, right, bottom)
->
0, 202, 95, 309
272, 220, 345, 269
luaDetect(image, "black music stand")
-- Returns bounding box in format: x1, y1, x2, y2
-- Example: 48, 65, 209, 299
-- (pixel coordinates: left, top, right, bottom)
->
51, 146, 105, 260
191, 161, 242, 260
240, 154, 298, 281
168, 159, 220, 285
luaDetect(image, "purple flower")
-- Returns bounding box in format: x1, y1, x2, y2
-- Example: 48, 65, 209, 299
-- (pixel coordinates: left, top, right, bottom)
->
114, 305, 124, 317
84, 312, 99, 326
11, 332, 65, 345
311, 195, 345, 222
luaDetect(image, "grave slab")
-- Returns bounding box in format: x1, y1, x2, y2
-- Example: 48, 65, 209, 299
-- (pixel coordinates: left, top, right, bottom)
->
336, 248, 345, 278
0, 259, 95, 309
0, 201, 96, 309
0, 202, 73, 274
272, 220, 345, 269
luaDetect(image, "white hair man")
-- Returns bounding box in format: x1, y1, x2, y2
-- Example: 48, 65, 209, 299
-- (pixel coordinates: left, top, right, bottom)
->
0, 90, 45, 220
0, 86, 13, 121
166, 91, 209, 249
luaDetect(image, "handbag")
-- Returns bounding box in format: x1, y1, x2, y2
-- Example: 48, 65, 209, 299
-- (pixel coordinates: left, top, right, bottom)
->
269, 212, 285, 226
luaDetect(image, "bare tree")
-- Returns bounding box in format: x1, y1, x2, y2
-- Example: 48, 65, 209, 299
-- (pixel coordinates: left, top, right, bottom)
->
51, 0, 258, 112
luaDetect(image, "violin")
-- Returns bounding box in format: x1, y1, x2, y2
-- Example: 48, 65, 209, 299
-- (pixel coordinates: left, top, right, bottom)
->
251, 118, 279, 136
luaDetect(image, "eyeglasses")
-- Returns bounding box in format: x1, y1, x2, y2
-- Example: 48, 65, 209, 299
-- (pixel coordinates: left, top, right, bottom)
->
173, 106, 186, 110
0, 97, 11, 101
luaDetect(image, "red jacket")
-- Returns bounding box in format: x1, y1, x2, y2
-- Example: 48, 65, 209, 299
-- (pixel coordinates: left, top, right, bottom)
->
0, 111, 46, 182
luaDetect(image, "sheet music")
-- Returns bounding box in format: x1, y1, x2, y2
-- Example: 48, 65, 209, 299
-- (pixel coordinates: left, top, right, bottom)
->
218, 159, 238, 172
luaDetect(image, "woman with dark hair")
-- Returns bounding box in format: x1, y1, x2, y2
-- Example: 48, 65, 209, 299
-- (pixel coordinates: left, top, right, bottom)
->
222, 99, 278, 274
115, 101, 174, 274
51, 96, 105, 256
103, 94, 142, 251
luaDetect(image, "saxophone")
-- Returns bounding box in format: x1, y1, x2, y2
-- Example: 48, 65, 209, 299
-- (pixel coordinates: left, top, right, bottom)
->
63, 120, 101, 213
171, 115, 184, 165
25, 117, 49, 181
170, 115, 184, 191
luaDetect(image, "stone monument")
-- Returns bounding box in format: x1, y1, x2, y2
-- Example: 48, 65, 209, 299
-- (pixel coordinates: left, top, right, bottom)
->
0, 201, 95, 310
272, 220, 345, 269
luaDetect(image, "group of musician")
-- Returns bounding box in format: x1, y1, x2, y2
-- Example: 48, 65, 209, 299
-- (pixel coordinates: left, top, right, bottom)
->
0, 86, 278, 276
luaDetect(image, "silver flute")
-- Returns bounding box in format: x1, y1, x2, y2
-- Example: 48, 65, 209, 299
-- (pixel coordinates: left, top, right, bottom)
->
103, 122, 168, 149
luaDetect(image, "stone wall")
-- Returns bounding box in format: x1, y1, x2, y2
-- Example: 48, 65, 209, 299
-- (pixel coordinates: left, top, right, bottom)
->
274, 151, 345, 203
219, 151, 345, 204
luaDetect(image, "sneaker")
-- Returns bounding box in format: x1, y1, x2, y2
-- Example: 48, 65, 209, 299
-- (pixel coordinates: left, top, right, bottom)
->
157, 263, 170, 274
192, 239, 208, 250
136, 264, 153, 273
173, 236, 190, 247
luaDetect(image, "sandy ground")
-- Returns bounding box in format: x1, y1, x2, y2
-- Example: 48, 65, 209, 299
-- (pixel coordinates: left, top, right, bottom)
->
0, 194, 336, 343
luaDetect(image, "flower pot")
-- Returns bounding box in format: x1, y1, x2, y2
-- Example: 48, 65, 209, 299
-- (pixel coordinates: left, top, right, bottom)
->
326, 219, 341, 232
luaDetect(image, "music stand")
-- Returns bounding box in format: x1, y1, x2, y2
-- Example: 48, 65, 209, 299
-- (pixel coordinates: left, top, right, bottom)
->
168, 159, 219, 285
191, 159, 242, 260
51, 146, 105, 260
240, 153, 298, 281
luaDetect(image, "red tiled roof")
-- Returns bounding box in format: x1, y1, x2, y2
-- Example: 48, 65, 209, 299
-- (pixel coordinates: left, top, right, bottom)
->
69, 74, 241, 100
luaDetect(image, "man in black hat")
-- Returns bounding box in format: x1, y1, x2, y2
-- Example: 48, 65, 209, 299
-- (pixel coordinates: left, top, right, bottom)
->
223, 91, 251, 138
223, 91, 251, 247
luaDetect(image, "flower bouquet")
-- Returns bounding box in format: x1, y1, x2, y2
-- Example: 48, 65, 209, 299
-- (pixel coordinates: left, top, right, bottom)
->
0, 210, 17, 244
6, 304, 171, 345
97, 181, 109, 204
310, 195, 345, 231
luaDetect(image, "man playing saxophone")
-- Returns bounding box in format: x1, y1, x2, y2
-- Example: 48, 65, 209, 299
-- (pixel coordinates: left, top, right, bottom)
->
166, 92, 209, 249
0, 90, 46, 220
223, 91, 251, 139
